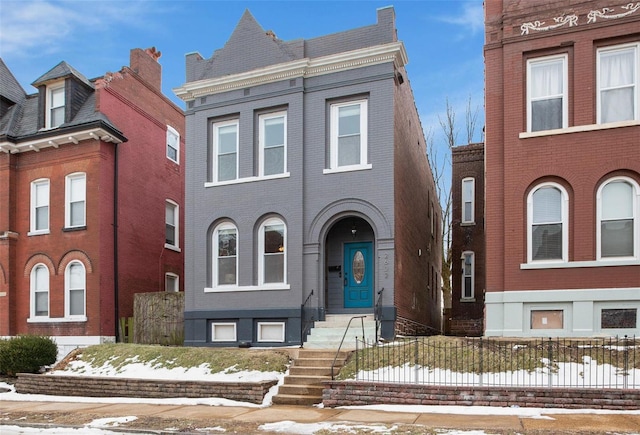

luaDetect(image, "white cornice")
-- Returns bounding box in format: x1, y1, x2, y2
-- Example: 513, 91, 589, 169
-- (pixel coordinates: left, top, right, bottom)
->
173, 41, 408, 101
0, 127, 123, 154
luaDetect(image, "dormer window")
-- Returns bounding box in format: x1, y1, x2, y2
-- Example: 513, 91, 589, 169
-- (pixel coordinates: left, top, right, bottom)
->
47, 84, 65, 128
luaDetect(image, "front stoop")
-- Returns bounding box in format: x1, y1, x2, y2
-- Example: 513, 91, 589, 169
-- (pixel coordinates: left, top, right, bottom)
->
272, 349, 351, 406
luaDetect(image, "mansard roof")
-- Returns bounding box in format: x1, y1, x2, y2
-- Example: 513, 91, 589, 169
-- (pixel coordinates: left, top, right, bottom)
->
0, 58, 27, 105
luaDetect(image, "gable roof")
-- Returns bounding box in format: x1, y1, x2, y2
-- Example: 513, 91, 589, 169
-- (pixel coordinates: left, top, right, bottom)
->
0, 58, 27, 105
32, 61, 94, 89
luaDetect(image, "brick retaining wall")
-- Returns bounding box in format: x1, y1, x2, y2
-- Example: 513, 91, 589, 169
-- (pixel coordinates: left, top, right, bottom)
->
16, 373, 277, 405
323, 381, 640, 410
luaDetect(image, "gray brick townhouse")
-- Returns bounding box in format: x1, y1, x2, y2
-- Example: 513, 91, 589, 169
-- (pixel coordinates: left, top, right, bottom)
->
174, 7, 442, 347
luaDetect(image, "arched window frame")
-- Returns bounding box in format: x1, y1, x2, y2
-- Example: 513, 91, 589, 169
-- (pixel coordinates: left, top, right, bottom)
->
258, 217, 287, 286
212, 221, 238, 289
65, 260, 86, 319
461, 177, 475, 224
527, 182, 569, 263
30, 263, 49, 319
596, 176, 640, 260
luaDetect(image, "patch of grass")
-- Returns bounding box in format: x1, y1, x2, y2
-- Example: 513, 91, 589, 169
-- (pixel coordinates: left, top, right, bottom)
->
62, 344, 290, 375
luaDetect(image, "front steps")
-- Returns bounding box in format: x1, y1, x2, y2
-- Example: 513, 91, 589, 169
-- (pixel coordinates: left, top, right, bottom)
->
272, 348, 351, 405
303, 314, 377, 349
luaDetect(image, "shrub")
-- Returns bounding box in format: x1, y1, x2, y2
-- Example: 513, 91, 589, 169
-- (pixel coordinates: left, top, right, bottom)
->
0, 335, 58, 376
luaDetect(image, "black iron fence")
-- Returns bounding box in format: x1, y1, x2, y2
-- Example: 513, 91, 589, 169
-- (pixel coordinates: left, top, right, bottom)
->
352, 335, 639, 389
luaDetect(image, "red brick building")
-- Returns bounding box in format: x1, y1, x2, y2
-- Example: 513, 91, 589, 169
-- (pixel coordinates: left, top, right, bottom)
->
0, 48, 184, 355
484, 0, 640, 337
450, 143, 485, 336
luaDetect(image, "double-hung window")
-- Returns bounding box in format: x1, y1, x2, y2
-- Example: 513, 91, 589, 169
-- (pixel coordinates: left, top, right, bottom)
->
30, 179, 50, 234
259, 218, 286, 285
213, 120, 239, 182
461, 252, 474, 300
461, 177, 475, 224
165, 273, 179, 292
47, 84, 65, 128
259, 112, 287, 176
31, 264, 49, 318
166, 125, 180, 163
597, 43, 639, 124
65, 173, 86, 228
328, 100, 369, 171
597, 177, 639, 259
213, 222, 237, 287
165, 200, 179, 249
528, 183, 569, 262
65, 261, 86, 318
527, 55, 568, 132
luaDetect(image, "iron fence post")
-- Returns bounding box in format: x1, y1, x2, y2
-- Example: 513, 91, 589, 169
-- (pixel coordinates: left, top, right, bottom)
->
479, 337, 483, 387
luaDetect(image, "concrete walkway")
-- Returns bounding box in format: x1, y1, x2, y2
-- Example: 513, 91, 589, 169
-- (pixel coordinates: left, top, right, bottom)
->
2, 400, 640, 433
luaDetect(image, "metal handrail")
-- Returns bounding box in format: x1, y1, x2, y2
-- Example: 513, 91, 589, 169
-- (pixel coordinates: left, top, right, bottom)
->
374, 287, 384, 343
331, 315, 366, 379
299, 289, 314, 348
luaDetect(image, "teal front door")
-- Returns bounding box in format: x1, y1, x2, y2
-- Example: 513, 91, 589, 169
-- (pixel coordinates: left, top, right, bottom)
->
343, 242, 373, 308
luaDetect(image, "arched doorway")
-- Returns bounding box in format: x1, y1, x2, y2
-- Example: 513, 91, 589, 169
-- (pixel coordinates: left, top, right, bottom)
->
324, 216, 375, 314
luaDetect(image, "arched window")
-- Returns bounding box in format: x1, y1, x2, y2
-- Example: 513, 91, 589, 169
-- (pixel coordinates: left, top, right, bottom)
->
258, 218, 286, 285
597, 177, 639, 259
213, 222, 237, 287
527, 182, 569, 262
30, 264, 49, 318
65, 261, 86, 318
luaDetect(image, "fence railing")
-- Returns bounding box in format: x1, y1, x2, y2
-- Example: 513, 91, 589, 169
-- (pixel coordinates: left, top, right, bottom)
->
353, 335, 639, 389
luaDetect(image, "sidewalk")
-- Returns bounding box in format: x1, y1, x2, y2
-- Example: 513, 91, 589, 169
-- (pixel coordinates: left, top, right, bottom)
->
2, 399, 640, 434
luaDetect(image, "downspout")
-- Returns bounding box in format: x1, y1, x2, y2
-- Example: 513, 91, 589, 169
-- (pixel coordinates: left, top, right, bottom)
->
113, 143, 120, 342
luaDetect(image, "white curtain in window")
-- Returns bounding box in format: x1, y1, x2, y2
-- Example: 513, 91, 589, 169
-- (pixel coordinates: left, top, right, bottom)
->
600, 48, 635, 123
531, 60, 563, 99
602, 181, 633, 220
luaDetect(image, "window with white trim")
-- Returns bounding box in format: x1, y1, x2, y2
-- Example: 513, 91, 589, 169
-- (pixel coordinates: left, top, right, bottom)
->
259, 111, 286, 176
165, 200, 179, 249
65, 173, 86, 228
212, 120, 238, 182
30, 179, 50, 234
47, 84, 65, 128
212, 322, 237, 341
329, 100, 368, 170
597, 177, 639, 259
213, 222, 237, 287
30, 264, 49, 318
527, 183, 569, 262
461, 177, 475, 224
65, 261, 86, 318
597, 43, 639, 124
165, 273, 179, 292
166, 125, 180, 163
527, 55, 568, 132
257, 322, 285, 342
461, 251, 474, 300
258, 218, 286, 285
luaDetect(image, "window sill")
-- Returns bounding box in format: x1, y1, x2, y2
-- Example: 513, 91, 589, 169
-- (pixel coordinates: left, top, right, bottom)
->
460, 222, 475, 227
27, 316, 87, 323
165, 244, 181, 252
520, 119, 640, 139
205, 172, 290, 188
323, 164, 372, 175
460, 298, 476, 302
63, 226, 87, 232
27, 230, 50, 236
521, 258, 640, 269
204, 284, 290, 293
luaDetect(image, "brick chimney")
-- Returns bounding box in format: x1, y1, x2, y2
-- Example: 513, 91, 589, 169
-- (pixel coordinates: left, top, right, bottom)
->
129, 47, 162, 91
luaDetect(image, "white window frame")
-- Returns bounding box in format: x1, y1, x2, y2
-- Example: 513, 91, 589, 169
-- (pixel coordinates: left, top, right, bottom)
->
326, 99, 370, 173
30, 178, 50, 235
212, 222, 238, 289
259, 111, 287, 177
258, 217, 287, 286
46, 83, 65, 129
211, 322, 237, 342
212, 119, 239, 183
597, 42, 639, 124
165, 200, 180, 251
461, 177, 475, 224
65, 172, 86, 229
596, 176, 639, 261
461, 251, 475, 300
527, 182, 569, 264
257, 322, 285, 342
64, 261, 86, 319
166, 125, 180, 164
526, 54, 568, 132
165, 273, 179, 292
30, 264, 49, 319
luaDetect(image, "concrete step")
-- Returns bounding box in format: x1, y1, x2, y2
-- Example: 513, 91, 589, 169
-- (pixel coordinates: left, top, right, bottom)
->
295, 349, 351, 360
319, 314, 375, 327
288, 366, 334, 376
277, 384, 324, 396
283, 375, 329, 385
272, 394, 322, 406
293, 358, 341, 367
